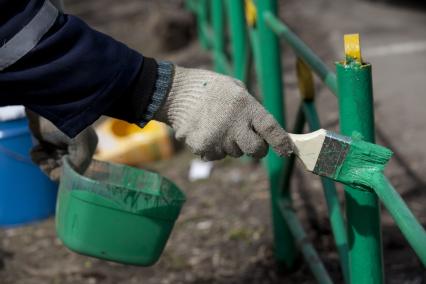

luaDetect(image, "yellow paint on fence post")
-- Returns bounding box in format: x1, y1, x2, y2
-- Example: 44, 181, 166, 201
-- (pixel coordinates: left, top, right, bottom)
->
344, 34, 363, 64
245, 0, 257, 27
296, 58, 315, 101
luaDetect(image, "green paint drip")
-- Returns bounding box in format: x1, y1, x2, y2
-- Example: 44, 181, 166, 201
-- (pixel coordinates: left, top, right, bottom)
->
333, 136, 393, 190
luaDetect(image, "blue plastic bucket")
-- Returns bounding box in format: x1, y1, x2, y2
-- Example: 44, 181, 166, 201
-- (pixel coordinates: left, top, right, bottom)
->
0, 118, 58, 227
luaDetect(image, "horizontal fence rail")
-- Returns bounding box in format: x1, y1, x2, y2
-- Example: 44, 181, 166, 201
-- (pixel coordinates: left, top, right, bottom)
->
263, 12, 338, 95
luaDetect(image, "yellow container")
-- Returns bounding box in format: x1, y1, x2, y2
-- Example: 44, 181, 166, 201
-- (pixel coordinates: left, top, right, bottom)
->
95, 119, 173, 165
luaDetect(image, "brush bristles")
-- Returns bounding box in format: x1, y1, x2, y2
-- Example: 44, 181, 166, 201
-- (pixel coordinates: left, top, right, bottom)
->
334, 140, 393, 188
313, 131, 393, 189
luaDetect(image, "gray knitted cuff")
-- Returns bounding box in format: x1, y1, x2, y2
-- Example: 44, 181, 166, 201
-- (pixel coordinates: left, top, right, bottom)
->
138, 61, 174, 127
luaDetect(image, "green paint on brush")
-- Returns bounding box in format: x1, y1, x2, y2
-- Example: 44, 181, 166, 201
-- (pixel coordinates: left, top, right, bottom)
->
334, 137, 393, 190
313, 131, 393, 190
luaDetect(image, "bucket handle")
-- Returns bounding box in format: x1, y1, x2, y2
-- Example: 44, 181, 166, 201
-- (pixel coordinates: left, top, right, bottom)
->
0, 144, 34, 165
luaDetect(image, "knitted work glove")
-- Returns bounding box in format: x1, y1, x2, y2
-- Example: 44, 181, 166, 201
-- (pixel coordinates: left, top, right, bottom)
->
155, 66, 294, 160
26, 109, 98, 182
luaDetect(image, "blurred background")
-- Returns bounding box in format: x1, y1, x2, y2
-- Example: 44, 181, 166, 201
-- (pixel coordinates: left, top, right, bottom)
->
1, 0, 425, 283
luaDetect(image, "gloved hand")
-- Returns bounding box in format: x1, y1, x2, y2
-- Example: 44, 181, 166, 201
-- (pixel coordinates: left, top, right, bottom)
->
25, 109, 98, 182
155, 66, 294, 160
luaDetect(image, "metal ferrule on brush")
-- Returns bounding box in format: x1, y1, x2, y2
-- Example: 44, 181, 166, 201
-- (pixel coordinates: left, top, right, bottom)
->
312, 131, 352, 178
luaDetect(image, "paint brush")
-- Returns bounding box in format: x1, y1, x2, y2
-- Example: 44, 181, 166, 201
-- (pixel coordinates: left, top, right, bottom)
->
289, 129, 393, 189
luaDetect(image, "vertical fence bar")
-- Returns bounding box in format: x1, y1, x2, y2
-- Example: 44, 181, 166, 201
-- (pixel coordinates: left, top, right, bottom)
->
337, 36, 384, 283
279, 200, 334, 284
282, 105, 336, 284
296, 58, 349, 282
303, 102, 350, 283
227, 0, 247, 81
196, 0, 210, 49
280, 105, 305, 195
211, 0, 226, 73
248, 28, 262, 84
255, 0, 297, 268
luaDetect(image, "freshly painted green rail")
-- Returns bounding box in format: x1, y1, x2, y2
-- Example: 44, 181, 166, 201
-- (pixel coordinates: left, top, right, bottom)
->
263, 12, 338, 95
372, 175, 426, 266
187, 0, 426, 282
269, 14, 426, 272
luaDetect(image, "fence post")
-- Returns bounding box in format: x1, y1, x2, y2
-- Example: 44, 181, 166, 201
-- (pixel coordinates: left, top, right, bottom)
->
227, 0, 248, 81
337, 34, 384, 284
255, 0, 297, 268
211, 0, 225, 73
196, 0, 210, 50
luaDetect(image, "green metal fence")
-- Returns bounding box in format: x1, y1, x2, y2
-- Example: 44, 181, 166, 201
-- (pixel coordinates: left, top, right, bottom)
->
186, 0, 426, 283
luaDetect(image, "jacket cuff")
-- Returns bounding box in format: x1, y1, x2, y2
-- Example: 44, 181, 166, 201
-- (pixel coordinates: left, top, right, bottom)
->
103, 57, 157, 124
138, 61, 174, 127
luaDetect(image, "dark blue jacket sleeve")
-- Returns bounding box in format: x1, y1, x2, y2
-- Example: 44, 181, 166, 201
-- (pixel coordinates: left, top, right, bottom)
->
0, 0, 158, 137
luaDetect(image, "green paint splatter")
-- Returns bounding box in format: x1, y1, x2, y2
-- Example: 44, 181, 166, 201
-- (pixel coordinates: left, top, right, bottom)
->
344, 55, 362, 66
332, 136, 393, 190
339, 58, 370, 70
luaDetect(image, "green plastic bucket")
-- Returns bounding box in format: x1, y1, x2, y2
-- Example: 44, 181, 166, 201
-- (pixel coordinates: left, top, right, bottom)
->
56, 157, 185, 266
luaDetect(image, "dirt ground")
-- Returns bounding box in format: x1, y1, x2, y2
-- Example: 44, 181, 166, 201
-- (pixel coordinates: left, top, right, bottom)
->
1, 0, 425, 283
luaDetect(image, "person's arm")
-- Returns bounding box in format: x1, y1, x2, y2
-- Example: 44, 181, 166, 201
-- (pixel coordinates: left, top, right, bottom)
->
0, 0, 161, 138
1, 0, 293, 171
0, 0, 164, 179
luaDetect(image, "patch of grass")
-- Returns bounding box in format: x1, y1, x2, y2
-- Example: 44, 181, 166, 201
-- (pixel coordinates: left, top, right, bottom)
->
227, 227, 252, 241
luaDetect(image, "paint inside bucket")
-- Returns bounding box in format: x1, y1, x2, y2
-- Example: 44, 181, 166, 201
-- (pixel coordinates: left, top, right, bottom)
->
56, 157, 186, 266
0, 118, 58, 227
